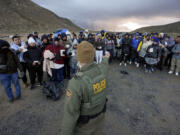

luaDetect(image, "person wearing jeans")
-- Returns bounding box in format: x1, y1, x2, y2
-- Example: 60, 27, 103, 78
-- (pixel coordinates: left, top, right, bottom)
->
168, 36, 180, 76
10, 35, 29, 88
0, 73, 21, 101
130, 33, 143, 67
105, 35, 115, 63
51, 68, 64, 84
44, 38, 65, 86
0, 40, 23, 102
70, 34, 78, 76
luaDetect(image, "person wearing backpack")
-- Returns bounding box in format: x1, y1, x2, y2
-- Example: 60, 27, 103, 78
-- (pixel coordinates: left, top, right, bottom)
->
145, 37, 161, 73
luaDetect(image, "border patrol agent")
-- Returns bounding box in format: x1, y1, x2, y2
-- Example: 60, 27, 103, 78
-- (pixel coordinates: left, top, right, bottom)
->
61, 41, 110, 135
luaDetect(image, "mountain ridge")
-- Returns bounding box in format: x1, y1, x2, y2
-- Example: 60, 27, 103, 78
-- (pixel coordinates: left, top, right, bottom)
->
133, 21, 180, 33
0, 0, 81, 35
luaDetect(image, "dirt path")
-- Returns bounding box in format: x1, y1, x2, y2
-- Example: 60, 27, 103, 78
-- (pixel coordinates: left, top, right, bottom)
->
0, 61, 180, 135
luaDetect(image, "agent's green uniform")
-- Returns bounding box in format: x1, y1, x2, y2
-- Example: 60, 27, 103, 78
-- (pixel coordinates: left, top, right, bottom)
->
61, 57, 109, 135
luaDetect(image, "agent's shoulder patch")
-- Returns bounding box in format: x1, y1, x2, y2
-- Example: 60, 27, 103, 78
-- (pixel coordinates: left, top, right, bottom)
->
66, 90, 72, 98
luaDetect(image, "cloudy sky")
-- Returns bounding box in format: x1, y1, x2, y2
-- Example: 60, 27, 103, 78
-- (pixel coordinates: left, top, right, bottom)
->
32, 0, 180, 32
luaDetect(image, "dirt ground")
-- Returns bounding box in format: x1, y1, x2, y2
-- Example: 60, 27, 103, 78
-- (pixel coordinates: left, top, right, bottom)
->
0, 60, 180, 135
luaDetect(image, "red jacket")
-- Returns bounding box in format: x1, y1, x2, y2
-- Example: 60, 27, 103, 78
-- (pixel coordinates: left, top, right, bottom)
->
44, 44, 65, 64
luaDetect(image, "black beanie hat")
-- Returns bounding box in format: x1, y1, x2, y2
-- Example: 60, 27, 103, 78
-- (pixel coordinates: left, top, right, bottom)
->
0, 39, 10, 50
61, 33, 67, 39
54, 37, 60, 42
41, 34, 48, 41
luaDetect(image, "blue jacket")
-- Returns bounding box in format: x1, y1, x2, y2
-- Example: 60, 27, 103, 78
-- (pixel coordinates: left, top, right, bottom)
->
172, 43, 180, 59
131, 37, 142, 50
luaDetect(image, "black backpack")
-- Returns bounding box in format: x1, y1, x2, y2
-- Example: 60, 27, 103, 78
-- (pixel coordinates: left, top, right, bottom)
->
42, 81, 62, 101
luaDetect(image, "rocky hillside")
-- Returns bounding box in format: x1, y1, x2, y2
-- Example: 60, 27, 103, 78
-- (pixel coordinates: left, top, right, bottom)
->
0, 0, 81, 35
134, 21, 180, 33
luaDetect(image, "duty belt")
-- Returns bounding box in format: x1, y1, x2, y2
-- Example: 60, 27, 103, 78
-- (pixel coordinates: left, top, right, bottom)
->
77, 100, 107, 124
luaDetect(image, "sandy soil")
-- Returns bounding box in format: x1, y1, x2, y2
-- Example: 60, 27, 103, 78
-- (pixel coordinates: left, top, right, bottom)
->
0, 60, 180, 135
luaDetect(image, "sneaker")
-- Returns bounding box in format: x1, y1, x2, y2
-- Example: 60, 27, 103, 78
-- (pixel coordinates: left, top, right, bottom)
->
9, 98, 14, 103
124, 63, 127, 67
37, 82, 43, 86
119, 63, 122, 66
175, 72, 179, 76
151, 68, 154, 72
136, 63, 140, 68
16, 95, 21, 100
168, 71, 173, 74
129, 61, 132, 65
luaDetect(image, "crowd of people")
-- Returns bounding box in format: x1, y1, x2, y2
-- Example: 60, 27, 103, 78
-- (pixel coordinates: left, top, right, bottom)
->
0, 30, 180, 102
